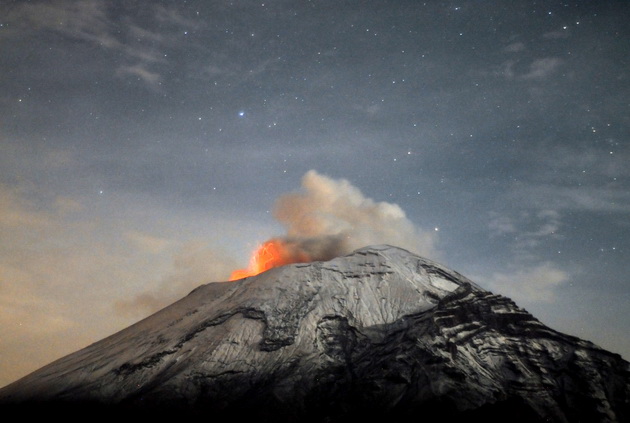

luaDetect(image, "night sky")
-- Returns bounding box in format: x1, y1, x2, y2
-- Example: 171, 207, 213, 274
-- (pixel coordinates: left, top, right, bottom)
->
1, 0, 629, 388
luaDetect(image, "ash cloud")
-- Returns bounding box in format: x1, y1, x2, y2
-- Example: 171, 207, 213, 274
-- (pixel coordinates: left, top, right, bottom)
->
268, 170, 439, 262
115, 243, 237, 318
119, 170, 439, 316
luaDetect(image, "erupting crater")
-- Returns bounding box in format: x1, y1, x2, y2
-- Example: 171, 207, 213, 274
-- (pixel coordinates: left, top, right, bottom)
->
229, 239, 310, 280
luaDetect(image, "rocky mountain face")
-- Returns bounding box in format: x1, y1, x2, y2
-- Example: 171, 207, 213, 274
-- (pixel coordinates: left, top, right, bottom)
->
1, 245, 629, 422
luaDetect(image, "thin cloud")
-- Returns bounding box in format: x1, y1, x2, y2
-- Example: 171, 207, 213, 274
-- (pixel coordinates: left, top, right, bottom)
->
53, 197, 84, 215
153, 4, 200, 28
489, 210, 561, 238
3, 0, 117, 48
481, 262, 569, 303
516, 184, 630, 213
125, 230, 171, 255
0, 185, 55, 229
117, 64, 162, 89
496, 57, 563, 80
508, 144, 630, 213
1, 1, 192, 88
488, 214, 517, 235
504, 42, 526, 53
0, 186, 132, 387
521, 57, 564, 79
543, 29, 571, 39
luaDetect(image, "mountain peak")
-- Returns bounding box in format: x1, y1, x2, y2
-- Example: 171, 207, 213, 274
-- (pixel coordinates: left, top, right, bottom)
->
1, 245, 629, 422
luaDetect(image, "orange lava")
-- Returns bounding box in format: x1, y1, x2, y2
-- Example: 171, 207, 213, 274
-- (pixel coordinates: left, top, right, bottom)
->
229, 239, 302, 280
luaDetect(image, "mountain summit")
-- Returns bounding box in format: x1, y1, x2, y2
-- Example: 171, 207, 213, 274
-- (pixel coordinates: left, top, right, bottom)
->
1, 245, 629, 421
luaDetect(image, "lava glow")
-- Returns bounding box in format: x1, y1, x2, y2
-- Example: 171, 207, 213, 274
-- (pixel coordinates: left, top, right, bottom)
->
229, 239, 308, 280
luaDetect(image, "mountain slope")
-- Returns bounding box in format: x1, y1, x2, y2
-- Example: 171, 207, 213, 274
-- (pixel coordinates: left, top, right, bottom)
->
1, 245, 629, 422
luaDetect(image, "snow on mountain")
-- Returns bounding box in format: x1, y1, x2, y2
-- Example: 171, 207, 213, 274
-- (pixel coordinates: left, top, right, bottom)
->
1, 245, 629, 422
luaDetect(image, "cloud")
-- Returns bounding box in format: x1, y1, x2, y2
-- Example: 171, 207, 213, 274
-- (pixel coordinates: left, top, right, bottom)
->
497, 57, 563, 80
488, 214, 517, 235
543, 29, 571, 39
533, 210, 561, 235
0, 182, 255, 386
267, 170, 439, 262
116, 64, 162, 88
502, 142, 630, 214
153, 4, 200, 28
0, 184, 199, 387
514, 184, 630, 213
540, 143, 628, 181
489, 209, 561, 246
0, 267, 79, 388
3, 0, 116, 47
522, 57, 564, 79
54, 196, 84, 214
125, 230, 171, 254
0, 185, 54, 229
481, 262, 569, 303
2, 1, 194, 88
196, 56, 285, 87
504, 42, 526, 53
0, 186, 116, 386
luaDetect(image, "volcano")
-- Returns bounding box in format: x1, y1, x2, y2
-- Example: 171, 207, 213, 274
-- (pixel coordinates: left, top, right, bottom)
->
1, 245, 629, 422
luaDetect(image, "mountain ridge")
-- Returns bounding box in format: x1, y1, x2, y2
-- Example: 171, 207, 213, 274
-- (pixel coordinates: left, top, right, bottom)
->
1, 245, 629, 422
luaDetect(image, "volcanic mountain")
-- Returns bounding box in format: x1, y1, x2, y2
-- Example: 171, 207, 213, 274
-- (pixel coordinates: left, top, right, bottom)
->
1, 245, 629, 422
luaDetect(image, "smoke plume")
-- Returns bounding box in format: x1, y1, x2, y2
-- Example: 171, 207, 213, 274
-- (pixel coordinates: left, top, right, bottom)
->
265, 170, 438, 264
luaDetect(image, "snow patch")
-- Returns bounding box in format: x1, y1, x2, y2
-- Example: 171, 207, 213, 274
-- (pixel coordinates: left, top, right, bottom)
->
430, 277, 459, 292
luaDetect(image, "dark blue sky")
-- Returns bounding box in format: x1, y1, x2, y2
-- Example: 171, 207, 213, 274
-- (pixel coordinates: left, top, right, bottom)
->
1, 0, 628, 387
